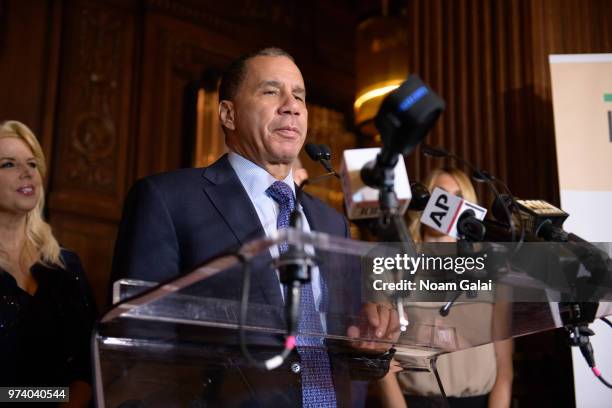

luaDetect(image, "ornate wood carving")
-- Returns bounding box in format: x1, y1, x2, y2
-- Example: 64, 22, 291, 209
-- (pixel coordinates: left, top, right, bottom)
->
63, 7, 123, 189
53, 3, 133, 200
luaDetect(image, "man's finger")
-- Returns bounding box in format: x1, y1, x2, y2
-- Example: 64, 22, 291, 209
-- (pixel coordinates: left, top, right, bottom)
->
375, 304, 391, 338
363, 302, 380, 327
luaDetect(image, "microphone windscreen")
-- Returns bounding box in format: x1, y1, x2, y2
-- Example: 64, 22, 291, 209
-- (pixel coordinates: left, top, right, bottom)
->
408, 182, 430, 211
305, 143, 321, 162
318, 144, 332, 160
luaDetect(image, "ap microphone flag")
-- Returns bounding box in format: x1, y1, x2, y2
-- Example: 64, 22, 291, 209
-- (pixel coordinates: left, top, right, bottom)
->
420, 187, 487, 239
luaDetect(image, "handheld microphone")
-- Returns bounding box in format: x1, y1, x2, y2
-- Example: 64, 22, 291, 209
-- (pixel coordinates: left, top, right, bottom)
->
420, 187, 488, 240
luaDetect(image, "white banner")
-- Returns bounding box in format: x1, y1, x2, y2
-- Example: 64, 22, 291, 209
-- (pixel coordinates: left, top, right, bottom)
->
550, 53, 612, 407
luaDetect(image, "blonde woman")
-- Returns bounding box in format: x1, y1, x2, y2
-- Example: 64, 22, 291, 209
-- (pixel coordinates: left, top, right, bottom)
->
0, 121, 95, 406
378, 167, 513, 408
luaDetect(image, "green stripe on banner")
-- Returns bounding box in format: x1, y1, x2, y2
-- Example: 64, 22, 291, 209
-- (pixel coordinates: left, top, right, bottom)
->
605, 93, 612, 102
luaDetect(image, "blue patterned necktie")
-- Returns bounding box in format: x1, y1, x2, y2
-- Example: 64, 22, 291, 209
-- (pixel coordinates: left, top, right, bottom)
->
266, 181, 337, 408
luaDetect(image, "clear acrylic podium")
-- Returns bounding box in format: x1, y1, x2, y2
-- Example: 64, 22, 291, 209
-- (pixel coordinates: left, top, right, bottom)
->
94, 230, 612, 407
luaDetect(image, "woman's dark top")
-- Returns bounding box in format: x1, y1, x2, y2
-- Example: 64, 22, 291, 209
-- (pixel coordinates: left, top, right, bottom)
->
0, 249, 97, 387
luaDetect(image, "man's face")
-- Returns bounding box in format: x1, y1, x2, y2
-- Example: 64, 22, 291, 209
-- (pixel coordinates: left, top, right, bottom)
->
222, 56, 308, 167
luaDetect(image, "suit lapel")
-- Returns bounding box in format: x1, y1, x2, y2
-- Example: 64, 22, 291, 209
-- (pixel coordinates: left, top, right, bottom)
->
202, 155, 264, 246
201, 155, 283, 308
300, 192, 332, 235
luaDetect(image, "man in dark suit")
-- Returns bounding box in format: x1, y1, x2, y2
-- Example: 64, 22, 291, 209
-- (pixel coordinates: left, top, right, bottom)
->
111, 47, 397, 407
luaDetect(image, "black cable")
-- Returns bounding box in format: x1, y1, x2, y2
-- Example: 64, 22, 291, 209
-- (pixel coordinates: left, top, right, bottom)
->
430, 356, 450, 407
489, 176, 526, 247
238, 252, 295, 370
569, 322, 612, 390
594, 371, 612, 388
601, 316, 612, 329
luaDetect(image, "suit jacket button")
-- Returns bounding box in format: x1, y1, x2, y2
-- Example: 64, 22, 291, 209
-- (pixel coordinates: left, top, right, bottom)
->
290, 362, 301, 374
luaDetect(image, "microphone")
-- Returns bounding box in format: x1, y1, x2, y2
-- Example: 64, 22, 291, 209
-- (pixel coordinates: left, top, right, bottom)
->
420, 187, 488, 240
491, 195, 576, 242
421, 145, 520, 242
305, 143, 340, 178
514, 199, 572, 241
360, 76, 445, 193
340, 147, 412, 220
408, 181, 430, 211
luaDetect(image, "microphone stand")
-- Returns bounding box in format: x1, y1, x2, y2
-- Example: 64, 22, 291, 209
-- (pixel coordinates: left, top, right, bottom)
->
279, 172, 339, 343
438, 229, 483, 316
364, 154, 413, 332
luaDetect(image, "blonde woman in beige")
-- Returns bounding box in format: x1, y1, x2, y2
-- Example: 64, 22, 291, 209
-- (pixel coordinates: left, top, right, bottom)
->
0, 121, 96, 407
378, 167, 513, 408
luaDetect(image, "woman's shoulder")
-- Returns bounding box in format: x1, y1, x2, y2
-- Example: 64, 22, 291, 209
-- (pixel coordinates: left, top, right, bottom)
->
59, 248, 83, 267
32, 249, 82, 284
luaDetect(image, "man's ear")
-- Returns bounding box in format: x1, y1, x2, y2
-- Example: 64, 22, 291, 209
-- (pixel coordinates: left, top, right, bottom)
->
219, 100, 236, 130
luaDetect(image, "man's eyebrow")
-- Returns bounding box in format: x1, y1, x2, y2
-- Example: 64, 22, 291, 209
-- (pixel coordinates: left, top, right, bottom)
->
257, 80, 282, 89
293, 86, 306, 96
256, 81, 306, 95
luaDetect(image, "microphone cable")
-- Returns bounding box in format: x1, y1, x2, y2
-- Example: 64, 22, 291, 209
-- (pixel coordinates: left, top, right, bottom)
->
237, 251, 296, 370
568, 322, 612, 389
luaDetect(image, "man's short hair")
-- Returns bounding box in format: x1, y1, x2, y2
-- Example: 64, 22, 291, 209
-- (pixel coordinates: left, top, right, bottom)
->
218, 47, 295, 102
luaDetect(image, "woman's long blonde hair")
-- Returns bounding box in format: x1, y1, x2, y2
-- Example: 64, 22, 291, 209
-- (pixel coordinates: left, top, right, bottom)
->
408, 166, 478, 243
0, 120, 63, 270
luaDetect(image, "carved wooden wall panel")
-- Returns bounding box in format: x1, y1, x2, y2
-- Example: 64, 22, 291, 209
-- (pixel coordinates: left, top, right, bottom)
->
50, 0, 136, 220
47, 0, 137, 306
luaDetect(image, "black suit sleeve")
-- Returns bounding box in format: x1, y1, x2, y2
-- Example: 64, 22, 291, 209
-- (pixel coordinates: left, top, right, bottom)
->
110, 178, 181, 292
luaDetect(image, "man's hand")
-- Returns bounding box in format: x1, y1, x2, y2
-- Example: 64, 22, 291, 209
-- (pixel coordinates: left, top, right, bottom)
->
346, 302, 401, 352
